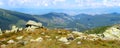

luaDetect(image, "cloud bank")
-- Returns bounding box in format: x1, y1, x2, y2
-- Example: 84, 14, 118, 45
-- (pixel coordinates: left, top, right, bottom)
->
0, 0, 120, 9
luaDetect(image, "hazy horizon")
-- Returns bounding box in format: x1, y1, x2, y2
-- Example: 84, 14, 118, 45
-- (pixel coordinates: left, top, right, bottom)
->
0, 0, 120, 15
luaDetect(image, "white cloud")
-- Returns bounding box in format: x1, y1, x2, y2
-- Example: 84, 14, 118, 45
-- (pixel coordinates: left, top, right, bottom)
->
52, 0, 66, 5
7, 0, 46, 7
54, 0, 66, 2
7, 0, 66, 8
103, 0, 120, 7
75, 0, 103, 8
75, 0, 120, 8
44, 3, 48, 6
0, 1, 3, 6
1, 0, 120, 9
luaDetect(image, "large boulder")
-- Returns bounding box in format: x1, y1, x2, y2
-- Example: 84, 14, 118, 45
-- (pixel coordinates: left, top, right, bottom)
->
26, 20, 42, 28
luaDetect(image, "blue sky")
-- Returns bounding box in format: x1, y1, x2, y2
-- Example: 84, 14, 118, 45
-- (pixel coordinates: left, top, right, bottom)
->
0, 0, 120, 15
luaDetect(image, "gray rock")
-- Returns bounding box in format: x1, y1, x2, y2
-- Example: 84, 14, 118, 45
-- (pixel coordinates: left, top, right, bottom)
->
26, 20, 42, 28
0, 28, 2, 35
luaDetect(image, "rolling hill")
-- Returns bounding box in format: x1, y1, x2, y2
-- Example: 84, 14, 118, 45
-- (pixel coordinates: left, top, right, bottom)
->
0, 8, 120, 31
0, 8, 38, 30
72, 13, 120, 29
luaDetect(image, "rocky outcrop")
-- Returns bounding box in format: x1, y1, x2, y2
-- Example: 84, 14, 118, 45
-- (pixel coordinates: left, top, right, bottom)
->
26, 20, 42, 28
72, 27, 120, 41
103, 25, 120, 40
25, 20, 43, 32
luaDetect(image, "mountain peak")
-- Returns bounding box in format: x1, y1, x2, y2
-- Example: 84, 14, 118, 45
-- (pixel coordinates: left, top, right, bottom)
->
44, 12, 69, 16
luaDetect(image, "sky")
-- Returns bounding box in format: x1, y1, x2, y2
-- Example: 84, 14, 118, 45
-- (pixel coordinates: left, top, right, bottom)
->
0, 0, 120, 15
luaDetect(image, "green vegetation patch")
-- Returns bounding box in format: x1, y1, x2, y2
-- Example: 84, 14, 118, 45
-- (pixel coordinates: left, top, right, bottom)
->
84, 26, 111, 34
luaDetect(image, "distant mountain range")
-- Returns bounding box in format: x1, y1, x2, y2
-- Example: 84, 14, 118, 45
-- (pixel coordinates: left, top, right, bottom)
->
0, 8, 120, 31
0, 8, 38, 30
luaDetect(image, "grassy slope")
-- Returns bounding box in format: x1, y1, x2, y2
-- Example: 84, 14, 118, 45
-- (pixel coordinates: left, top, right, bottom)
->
0, 28, 120, 48
0, 8, 38, 30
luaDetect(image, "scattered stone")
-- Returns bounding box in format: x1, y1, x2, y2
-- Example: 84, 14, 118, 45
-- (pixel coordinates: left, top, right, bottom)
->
75, 37, 84, 40
45, 35, 50, 38
41, 32, 45, 35
16, 36, 23, 40
30, 37, 43, 42
67, 34, 74, 41
1, 44, 6, 48
64, 42, 71, 45
58, 31, 61, 33
55, 36, 59, 39
58, 37, 71, 44
17, 40, 28, 46
5, 30, 11, 33
77, 41, 81, 45
0, 28, 2, 35
26, 27, 35, 32
36, 37, 43, 42
58, 37, 68, 43
7, 40, 15, 44
11, 25, 18, 32
18, 28, 23, 31
72, 31, 83, 36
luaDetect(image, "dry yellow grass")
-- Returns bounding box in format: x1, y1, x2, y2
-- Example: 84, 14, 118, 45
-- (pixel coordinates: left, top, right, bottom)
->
0, 28, 120, 48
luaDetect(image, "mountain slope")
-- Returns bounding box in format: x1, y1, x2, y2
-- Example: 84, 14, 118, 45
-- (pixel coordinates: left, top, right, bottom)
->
1, 8, 120, 31
35, 12, 87, 31
0, 8, 38, 30
73, 13, 120, 29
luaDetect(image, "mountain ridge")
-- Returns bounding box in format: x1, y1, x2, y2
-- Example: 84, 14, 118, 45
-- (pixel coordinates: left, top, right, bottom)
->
0, 8, 120, 31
